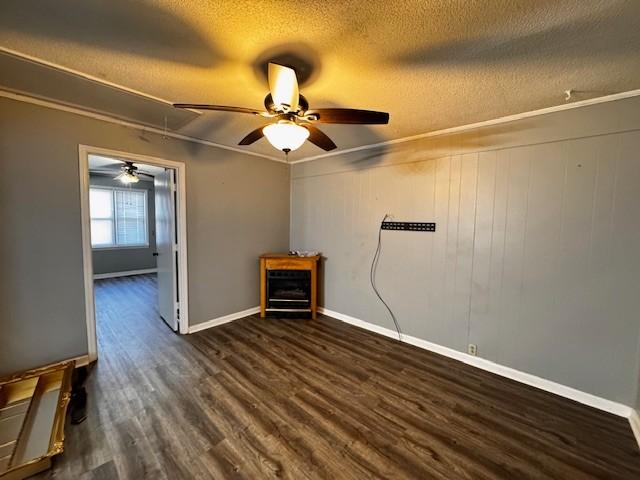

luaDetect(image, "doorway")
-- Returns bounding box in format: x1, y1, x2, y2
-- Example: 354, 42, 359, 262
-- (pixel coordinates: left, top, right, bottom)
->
78, 146, 189, 363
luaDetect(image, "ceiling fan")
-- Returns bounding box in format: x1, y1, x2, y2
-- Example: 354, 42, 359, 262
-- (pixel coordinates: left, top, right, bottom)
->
114, 162, 141, 184
173, 63, 390, 154
92, 161, 152, 184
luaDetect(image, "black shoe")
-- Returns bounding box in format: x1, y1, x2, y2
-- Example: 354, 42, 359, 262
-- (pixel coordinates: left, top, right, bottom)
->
69, 365, 89, 425
69, 388, 87, 424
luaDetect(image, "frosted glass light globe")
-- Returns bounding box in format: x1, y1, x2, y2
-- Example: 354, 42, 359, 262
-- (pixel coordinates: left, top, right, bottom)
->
263, 121, 309, 152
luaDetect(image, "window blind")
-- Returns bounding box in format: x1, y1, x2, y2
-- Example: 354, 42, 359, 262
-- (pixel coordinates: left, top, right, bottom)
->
114, 189, 147, 246
90, 188, 114, 247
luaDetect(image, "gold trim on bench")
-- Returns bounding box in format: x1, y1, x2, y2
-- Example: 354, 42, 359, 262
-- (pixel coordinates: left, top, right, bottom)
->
0, 361, 74, 480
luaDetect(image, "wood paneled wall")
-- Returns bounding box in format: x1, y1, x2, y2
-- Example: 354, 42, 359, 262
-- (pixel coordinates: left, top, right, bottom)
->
291, 97, 640, 406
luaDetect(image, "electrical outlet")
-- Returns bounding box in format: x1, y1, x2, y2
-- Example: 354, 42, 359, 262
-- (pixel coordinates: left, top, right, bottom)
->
467, 344, 477, 356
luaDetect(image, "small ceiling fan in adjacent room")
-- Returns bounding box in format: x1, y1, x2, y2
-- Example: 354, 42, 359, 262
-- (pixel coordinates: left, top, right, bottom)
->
173, 63, 390, 155
91, 161, 153, 184
114, 162, 142, 184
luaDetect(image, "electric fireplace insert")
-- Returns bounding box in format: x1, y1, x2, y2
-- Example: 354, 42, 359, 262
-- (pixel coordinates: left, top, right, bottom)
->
266, 269, 311, 316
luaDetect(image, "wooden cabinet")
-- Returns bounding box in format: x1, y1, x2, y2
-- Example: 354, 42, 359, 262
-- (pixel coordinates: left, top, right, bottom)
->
260, 253, 319, 319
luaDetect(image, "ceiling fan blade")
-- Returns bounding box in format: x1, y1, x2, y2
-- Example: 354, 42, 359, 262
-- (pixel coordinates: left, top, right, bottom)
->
305, 125, 337, 151
173, 104, 265, 115
238, 127, 265, 146
268, 63, 299, 111
305, 108, 389, 124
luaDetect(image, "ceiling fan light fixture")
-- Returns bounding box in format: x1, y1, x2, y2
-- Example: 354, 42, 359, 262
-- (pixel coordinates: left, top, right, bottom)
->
115, 171, 140, 184
263, 120, 309, 152
115, 162, 140, 184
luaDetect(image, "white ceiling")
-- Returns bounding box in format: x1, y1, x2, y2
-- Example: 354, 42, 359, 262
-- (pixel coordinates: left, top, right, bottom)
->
89, 154, 166, 178
2, 0, 640, 161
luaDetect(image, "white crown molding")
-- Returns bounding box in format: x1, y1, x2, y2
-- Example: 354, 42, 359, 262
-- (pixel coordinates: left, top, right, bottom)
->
4, 47, 640, 167
0, 47, 287, 162
319, 307, 634, 418
188, 306, 260, 333
0, 46, 179, 106
291, 88, 640, 165
0, 90, 285, 163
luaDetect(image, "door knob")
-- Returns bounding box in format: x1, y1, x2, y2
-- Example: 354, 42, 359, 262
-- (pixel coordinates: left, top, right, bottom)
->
153, 252, 159, 256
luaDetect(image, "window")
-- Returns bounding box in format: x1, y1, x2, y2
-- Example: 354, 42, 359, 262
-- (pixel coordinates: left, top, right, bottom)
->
90, 187, 148, 248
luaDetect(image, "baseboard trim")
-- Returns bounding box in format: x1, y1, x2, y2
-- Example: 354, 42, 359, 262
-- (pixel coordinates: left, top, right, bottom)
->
630, 410, 640, 448
188, 306, 260, 334
68, 354, 91, 368
319, 307, 632, 418
93, 268, 157, 280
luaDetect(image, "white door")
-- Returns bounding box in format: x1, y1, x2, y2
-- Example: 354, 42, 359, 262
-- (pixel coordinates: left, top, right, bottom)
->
154, 169, 179, 331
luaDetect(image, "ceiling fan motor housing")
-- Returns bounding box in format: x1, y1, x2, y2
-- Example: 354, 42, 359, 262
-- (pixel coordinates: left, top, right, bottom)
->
122, 161, 138, 173
264, 93, 309, 114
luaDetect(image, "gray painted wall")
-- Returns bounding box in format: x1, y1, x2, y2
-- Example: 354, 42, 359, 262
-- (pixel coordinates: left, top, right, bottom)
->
89, 174, 157, 275
637, 361, 640, 411
0, 97, 289, 376
291, 96, 640, 406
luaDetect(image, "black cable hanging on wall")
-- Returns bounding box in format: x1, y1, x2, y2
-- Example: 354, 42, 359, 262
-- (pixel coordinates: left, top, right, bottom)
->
370, 214, 402, 341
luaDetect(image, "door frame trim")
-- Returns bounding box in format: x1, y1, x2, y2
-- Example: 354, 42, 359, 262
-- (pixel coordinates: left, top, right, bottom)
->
79, 145, 190, 362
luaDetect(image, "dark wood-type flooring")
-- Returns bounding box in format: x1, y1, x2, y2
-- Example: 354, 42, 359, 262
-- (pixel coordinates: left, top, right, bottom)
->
36, 274, 640, 479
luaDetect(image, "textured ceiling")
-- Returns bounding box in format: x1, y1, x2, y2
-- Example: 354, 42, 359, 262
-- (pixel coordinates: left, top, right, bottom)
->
2, 0, 640, 161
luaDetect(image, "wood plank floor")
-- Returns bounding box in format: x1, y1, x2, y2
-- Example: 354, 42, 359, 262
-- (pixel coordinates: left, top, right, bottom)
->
37, 274, 640, 479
